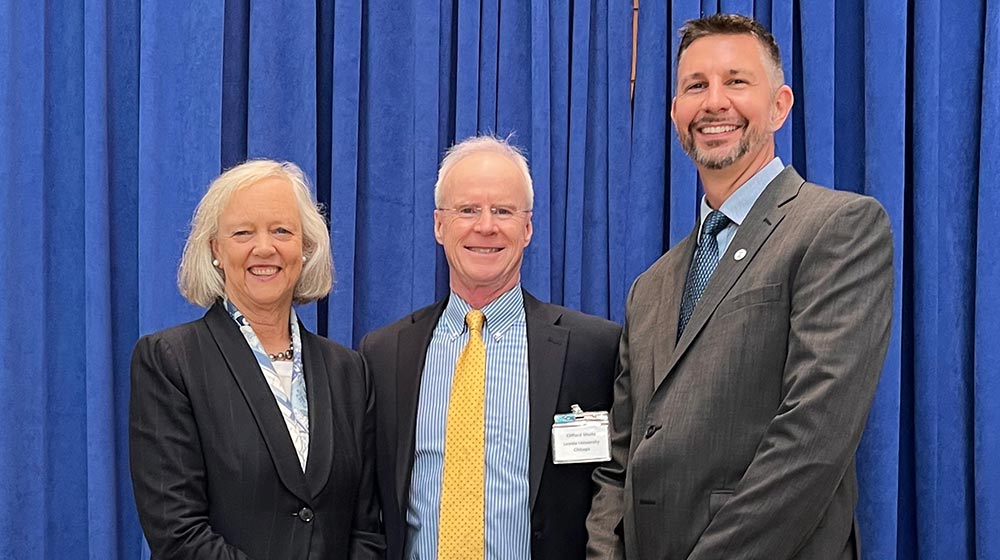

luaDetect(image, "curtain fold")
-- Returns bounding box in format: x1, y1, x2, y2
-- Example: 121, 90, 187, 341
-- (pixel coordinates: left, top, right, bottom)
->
136, 1, 225, 334
974, 6, 1000, 557
0, 1, 997, 558
856, 0, 908, 556
1, 5, 56, 558
83, 0, 142, 558
912, 0, 985, 556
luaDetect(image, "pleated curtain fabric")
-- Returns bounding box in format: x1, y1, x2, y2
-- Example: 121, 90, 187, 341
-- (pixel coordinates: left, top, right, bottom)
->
438, 309, 487, 559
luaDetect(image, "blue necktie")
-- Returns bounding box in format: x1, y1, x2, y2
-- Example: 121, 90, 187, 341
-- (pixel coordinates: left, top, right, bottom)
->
678, 210, 732, 338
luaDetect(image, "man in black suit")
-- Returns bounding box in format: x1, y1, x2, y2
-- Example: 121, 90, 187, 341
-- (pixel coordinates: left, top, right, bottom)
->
361, 135, 620, 560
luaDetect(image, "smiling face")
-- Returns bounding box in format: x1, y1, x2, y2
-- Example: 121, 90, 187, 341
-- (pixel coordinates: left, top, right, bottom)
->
434, 151, 533, 307
671, 33, 792, 172
210, 176, 304, 319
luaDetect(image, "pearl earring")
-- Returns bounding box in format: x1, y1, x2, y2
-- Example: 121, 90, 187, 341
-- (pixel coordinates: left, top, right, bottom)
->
212, 259, 220, 267
302, 256, 307, 262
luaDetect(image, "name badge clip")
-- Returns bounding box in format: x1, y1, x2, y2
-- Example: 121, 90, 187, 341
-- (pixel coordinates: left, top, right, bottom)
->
551, 403, 611, 464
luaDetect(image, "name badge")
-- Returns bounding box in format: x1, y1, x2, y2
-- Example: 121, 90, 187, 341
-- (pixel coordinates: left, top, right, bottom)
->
551, 404, 611, 464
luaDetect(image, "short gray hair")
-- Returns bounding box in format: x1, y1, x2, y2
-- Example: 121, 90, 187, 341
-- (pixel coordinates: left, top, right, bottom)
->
178, 159, 333, 307
434, 134, 534, 209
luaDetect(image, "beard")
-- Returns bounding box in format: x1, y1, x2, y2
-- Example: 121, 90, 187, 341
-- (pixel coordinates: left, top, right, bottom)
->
678, 118, 766, 170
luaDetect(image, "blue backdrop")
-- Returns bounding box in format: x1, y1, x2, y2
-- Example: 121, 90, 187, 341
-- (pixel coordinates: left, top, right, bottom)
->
0, 1, 996, 559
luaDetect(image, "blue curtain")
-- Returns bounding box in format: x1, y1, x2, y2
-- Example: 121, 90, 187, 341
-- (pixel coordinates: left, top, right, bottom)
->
0, 1, 996, 559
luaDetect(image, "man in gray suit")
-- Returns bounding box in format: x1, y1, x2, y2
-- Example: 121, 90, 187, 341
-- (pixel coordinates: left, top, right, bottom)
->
586, 14, 893, 560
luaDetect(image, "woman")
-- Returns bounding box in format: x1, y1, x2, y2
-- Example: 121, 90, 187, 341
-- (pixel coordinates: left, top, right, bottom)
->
129, 160, 384, 559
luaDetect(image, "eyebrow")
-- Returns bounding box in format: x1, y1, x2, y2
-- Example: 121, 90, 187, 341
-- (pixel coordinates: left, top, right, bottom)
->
220, 218, 298, 229
679, 68, 755, 81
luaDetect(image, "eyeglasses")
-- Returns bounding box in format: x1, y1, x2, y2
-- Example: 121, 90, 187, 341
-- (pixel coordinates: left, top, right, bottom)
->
436, 205, 532, 222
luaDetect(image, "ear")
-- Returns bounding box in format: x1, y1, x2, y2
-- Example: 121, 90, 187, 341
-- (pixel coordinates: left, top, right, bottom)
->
769, 84, 794, 132
210, 238, 219, 262
433, 210, 446, 246
523, 214, 533, 248
670, 96, 679, 129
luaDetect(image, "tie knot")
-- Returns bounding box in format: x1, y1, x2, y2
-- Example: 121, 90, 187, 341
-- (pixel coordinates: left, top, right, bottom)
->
465, 309, 485, 333
701, 210, 731, 238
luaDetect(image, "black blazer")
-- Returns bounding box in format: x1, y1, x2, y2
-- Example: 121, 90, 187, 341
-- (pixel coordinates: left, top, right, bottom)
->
129, 303, 385, 559
360, 289, 621, 559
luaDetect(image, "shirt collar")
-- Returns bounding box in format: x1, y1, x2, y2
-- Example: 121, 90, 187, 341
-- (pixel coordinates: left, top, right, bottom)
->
699, 157, 785, 239
441, 284, 525, 342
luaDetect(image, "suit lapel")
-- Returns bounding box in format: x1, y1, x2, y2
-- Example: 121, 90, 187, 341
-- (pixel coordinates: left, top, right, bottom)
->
394, 299, 447, 515
203, 303, 310, 504
523, 291, 569, 510
652, 232, 697, 390
300, 328, 334, 499
658, 169, 804, 392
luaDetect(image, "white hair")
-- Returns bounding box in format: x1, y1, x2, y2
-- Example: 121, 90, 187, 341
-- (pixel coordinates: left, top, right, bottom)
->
434, 134, 534, 209
178, 159, 333, 307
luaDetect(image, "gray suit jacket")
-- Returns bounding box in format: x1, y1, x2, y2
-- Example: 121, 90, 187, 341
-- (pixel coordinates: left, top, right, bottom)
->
361, 289, 620, 559
586, 167, 893, 560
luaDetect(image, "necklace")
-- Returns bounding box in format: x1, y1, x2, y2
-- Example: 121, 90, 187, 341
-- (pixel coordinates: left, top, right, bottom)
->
268, 343, 294, 362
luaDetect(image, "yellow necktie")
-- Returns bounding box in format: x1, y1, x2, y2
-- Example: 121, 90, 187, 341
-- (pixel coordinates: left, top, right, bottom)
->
438, 309, 486, 559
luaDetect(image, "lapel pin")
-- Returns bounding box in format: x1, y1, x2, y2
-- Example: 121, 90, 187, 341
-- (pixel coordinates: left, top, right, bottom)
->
734, 248, 747, 261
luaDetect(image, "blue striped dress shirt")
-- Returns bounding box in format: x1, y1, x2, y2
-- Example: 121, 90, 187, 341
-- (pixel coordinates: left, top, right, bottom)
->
406, 286, 531, 559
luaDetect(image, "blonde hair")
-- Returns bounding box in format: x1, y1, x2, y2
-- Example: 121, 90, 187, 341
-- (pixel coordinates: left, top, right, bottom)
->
178, 159, 333, 307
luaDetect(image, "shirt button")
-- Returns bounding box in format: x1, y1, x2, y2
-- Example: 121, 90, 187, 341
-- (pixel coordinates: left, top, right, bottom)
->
297, 507, 314, 522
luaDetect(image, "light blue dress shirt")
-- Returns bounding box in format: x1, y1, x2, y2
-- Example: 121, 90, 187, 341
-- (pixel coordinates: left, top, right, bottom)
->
406, 286, 531, 559
699, 157, 786, 257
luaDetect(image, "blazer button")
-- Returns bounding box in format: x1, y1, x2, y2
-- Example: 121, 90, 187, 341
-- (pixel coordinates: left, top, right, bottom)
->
644, 425, 661, 439
296, 507, 314, 523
